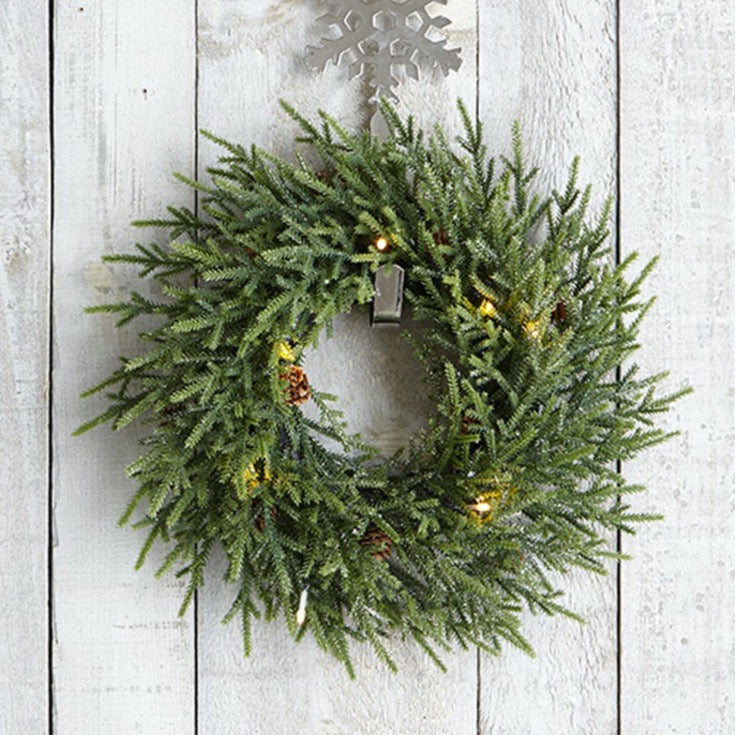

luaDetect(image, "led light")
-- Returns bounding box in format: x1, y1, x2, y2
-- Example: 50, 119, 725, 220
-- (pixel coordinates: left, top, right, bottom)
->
277, 341, 294, 362
242, 460, 270, 492
296, 587, 309, 626
374, 236, 389, 252
479, 299, 496, 318
471, 501, 492, 514
523, 318, 542, 340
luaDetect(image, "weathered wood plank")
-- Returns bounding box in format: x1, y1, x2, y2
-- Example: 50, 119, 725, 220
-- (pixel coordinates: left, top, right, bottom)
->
196, 1, 478, 732
0, 1, 50, 731
477, 3, 619, 732
620, 2, 735, 732
52, 2, 196, 732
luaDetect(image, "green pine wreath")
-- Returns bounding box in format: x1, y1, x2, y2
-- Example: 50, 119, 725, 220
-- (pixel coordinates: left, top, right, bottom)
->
78, 101, 686, 675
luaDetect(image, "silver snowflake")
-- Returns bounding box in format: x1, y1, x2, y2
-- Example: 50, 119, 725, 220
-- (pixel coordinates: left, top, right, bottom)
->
306, 0, 462, 106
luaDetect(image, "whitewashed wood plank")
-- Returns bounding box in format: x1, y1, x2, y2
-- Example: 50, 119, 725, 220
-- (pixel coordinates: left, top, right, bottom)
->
52, 2, 196, 732
0, 2, 50, 731
620, 3, 735, 733
477, 3, 619, 733
196, 1, 478, 732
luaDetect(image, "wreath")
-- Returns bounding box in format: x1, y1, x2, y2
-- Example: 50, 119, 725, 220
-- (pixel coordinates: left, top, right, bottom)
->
78, 101, 685, 675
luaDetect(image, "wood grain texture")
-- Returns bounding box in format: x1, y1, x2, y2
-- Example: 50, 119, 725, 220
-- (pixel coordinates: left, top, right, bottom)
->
0, 1, 50, 731
620, 2, 735, 733
1, 0, 732, 730
52, 2, 196, 732
196, 2, 478, 733
477, 3, 620, 733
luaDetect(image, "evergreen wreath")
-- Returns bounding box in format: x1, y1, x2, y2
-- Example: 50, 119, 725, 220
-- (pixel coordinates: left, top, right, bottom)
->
77, 100, 687, 676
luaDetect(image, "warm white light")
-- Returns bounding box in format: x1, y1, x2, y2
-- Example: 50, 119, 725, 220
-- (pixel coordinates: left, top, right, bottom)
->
471, 501, 492, 514
375, 236, 389, 252
296, 587, 309, 626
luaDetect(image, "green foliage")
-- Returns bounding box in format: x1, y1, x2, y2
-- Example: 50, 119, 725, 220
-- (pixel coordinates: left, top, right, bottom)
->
78, 100, 688, 675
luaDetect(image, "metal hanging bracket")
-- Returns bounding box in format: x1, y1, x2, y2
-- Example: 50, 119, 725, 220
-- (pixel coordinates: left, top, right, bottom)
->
371, 263, 405, 326
306, 0, 463, 131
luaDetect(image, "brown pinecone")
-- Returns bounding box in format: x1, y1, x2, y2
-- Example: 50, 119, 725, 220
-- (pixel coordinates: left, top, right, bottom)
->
432, 229, 449, 245
158, 404, 184, 428
460, 414, 477, 434
551, 299, 567, 324
283, 365, 310, 406
315, 168, 345, 186
254, 506, 277, 532
359, 525, 392, 560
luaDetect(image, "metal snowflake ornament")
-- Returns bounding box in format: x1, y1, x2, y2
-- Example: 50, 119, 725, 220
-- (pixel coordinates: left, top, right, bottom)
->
306, 0, 462, 130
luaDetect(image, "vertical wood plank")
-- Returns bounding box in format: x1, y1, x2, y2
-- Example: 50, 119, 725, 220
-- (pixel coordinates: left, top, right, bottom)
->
620, 2, 735, 732
52, 2, 196, 732
196, 1, 478, 732
0, 2, 50, 731
477, 3, 619, 732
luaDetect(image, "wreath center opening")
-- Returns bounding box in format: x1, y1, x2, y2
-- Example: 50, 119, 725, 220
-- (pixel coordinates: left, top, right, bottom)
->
301, 307, 434, 458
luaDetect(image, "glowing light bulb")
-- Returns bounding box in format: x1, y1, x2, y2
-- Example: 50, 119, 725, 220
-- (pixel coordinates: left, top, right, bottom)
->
472, 501, 492, 514
296, 587, 309, 626
277, 341, 294, 362
523, 318, 542, 341
374, 236, 389, 253
479, 299, 496, 318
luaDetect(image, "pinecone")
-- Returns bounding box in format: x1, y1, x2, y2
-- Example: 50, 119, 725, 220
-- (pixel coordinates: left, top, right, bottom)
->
315, 168, 345, 186
359, 525, 392, 560
283, 365, 310, 406
158, 404, 184, 428
432, 228, 449, 245
460, 414, 478, 434
551, 299, 567, 324
254, 506, 277, 532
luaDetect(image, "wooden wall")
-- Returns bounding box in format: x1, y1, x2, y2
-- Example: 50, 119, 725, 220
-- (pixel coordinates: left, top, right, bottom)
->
1, 1, 732, 732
